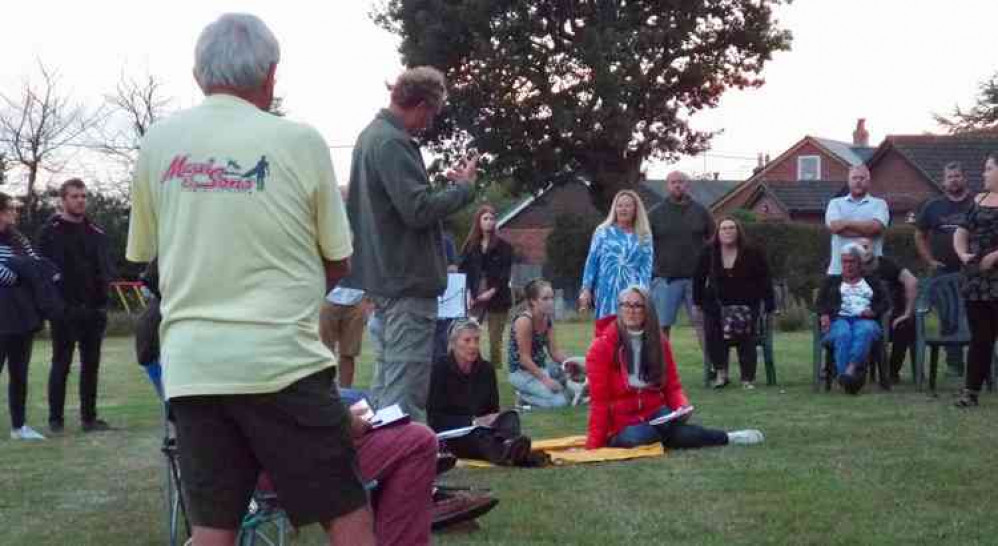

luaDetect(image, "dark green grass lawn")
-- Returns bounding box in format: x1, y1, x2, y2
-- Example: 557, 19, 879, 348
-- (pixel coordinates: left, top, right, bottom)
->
1, 323, 996, 545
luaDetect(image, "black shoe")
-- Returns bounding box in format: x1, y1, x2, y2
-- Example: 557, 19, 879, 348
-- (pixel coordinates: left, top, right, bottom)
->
838, 373, 863, 395
954, 389, 979, 408
49, 420, 64, 434
436, 452, 457, 476
82, 419, 113, 433
499, 436, 532, 466
492, 410, 521, 437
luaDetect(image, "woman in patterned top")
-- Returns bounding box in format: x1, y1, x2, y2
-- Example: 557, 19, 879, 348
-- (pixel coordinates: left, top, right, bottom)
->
507, 279, 570, 408
953, 152, 998, 407
578, 190, 654, 319
0, 192, 46, 440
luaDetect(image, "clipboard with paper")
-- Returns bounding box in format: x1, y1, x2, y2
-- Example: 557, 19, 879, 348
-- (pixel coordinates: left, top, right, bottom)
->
648, 405, 694, 426
438, 273, 467, 319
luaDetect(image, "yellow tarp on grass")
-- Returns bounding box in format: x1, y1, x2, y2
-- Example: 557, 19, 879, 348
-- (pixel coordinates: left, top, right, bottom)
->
456, 435, 666, 468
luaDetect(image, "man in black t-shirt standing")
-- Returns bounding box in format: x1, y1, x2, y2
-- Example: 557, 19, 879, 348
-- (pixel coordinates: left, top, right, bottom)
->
914, 161, 974, 376
38, 178, 114, 433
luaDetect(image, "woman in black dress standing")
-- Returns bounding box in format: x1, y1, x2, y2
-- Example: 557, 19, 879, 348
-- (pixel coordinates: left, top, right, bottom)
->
954, 152, 998, 407
693, 216, 774, 390
460, 205, 513, 368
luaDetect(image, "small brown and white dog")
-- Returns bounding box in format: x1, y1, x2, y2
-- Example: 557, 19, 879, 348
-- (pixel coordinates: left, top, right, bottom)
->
561, 356, 589, 406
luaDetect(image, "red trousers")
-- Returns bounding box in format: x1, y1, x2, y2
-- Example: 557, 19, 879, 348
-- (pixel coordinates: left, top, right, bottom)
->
357, 422, 437, 546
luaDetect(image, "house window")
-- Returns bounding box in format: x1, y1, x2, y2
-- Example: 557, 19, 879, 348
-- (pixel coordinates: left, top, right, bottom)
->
797, 155, 821, 180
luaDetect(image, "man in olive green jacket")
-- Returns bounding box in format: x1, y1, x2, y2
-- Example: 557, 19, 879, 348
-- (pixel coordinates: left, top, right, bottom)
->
344, 66, 477, 422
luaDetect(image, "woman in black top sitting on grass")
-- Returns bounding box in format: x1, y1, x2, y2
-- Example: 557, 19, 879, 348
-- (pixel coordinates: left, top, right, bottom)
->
427, 318, 532, 466
693, 216, 774, 389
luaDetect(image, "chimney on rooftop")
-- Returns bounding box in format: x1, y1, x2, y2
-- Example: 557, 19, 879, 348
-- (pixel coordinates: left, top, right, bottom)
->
853, 118, 870, 147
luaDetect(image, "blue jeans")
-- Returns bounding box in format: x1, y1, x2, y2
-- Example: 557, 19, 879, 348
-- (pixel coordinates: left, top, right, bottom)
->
508, 364, 568, 408
609, 406, 728, 449
824, 317, 882, 375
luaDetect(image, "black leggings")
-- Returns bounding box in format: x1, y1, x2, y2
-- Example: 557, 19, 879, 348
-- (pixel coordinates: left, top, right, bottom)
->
440, 410, 523, 464
965, 300, 998, 392
888, 313, 915, 377
0, 333, 35, 429
444, 428, 515, 464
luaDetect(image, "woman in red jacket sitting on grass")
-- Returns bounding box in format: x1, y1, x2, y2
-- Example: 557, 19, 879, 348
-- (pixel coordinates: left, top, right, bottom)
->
585, 285, 765, 450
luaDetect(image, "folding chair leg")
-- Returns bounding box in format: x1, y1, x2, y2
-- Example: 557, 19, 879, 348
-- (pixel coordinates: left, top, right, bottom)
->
812, 320, 822, 393
912, 345, 922, 391
929, 347, 940, 394
989, 348, 997, 392
824, 349, 834, 392
763, 338, 776, 386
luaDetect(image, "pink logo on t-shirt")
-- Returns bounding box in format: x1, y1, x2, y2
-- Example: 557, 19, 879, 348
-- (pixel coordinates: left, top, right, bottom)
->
161, 155, 269, 193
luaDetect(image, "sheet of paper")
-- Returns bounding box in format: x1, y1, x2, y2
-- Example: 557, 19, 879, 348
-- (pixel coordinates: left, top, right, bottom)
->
437, 273, 467, 319
370, 404, 409, 429
648, 405, 694, 426
436, 425, 486, 441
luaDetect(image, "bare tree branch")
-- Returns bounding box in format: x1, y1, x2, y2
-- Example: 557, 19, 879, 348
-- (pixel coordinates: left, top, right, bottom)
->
0, 60, 105, 221
89, 69, 172, 171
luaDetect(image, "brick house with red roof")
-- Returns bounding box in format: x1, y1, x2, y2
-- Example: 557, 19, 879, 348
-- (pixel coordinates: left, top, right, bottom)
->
866, 132, 998, 221
712, 121, 998, 224
712, 120, 876, 222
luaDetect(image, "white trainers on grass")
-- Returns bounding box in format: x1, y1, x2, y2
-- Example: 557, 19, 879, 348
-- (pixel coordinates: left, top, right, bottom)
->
10, 425, 46, 441
727, 429, 764, 445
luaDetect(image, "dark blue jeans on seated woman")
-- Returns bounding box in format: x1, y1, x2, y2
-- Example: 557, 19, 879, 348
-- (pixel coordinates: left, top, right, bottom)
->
609, 406, 728, 449
823, 317, 881, 376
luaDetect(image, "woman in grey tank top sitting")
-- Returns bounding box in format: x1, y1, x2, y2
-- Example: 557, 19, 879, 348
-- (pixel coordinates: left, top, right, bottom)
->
507, 279, 570, 408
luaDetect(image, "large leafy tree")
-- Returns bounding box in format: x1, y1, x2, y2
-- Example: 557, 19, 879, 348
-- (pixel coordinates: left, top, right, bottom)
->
936, 72, 998, 134
374, 0, 792, 205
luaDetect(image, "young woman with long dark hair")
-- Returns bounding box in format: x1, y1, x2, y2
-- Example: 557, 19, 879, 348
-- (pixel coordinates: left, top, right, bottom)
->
586, 285, 764, 450
0, 192, 46, 440
460, 205, 513, 367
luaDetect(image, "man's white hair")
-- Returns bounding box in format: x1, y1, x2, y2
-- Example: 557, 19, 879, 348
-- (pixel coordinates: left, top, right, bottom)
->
194, 13, 280, 90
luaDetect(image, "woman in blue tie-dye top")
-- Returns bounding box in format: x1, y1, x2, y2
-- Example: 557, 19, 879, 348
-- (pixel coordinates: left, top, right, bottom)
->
578, 190, 654, 319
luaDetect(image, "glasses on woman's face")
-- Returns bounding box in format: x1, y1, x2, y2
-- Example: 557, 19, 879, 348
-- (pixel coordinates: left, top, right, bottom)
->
619, 301, 645, 311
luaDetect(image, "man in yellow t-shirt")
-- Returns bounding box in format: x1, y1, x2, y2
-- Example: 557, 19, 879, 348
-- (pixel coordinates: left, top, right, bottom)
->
126, 14, 374, 546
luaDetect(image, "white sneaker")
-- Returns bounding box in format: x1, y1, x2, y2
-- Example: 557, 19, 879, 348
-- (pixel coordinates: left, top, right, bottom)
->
727, 429, 764, 446
10, 425, 46, 441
